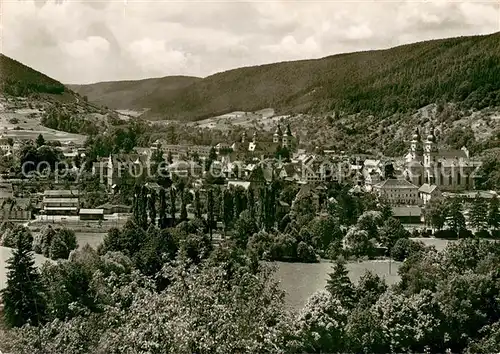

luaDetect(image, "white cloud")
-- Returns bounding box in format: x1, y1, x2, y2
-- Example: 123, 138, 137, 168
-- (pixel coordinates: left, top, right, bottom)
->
63, 36, 110, 58
1, 0, 498, 84
127, 38, 192, 76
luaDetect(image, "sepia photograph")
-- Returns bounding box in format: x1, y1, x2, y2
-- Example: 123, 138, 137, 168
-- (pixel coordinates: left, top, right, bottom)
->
0, 0, 500, 352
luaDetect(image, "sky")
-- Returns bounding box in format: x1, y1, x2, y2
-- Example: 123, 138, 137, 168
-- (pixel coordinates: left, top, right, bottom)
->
1, 0, 499, 84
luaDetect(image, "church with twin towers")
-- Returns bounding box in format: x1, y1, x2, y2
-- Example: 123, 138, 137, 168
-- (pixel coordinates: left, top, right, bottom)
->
404, 127, 481, 191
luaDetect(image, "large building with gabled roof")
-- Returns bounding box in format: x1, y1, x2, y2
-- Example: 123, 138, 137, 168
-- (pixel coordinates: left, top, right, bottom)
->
373, 178, 419, 205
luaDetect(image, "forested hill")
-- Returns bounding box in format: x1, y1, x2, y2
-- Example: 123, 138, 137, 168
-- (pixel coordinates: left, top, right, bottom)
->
68, 75, 201, 110
73, 32, 500, 121
0, 54, 67, 97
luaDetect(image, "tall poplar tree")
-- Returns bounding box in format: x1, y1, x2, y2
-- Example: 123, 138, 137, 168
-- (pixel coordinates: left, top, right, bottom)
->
223, 188, 234, 231
469, 193, 488, 231
148, 189, 157, 226
488, 195, 500, 231
247, 187, 255, 222
180, 190, 188, 222
447, 198, 466, 235
207, 188, 215, 241
140, 185, 149, 229
194, 189, 202, 219
159, 188, 167, 229
170, 187, 177, 227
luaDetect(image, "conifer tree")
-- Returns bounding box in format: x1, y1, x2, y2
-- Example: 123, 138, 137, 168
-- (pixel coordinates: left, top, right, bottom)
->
180, 190, 188, 222
247, 187, 256, 222
447, 198, 466, 235
133, 184, 141, 223
207, 188, 214, 241
159, 188, 167, 229
170, 187, 177, 227
488, 195, 500, 231
223, 188, 234, 231
470, 193, 488, 231
140, 185, 149, 229
35, 133, 45, 148
325, 258, 356, 309
148, 189, 157, 225
194, 189, 202, 219
233, 187, 247, 218
258, 187, 266, 229
2, 231, 45, 328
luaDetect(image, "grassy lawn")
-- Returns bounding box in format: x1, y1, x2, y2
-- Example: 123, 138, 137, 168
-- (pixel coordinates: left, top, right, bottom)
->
272, 259, 402, 311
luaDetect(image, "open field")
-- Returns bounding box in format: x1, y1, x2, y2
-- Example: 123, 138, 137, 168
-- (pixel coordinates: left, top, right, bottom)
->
273, 259, 402, 310
187, 108, 292, 131
0, 106, 86, 145
75, 232, 106, 249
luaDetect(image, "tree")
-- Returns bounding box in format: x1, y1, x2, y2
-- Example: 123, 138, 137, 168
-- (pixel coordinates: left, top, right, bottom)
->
180, 190, 188, 222
469, 193, 488, 231
35, 133, 45, 147
295, 290, 348, 353
166, 151, 173, 164
207, 188, 215, 240
1, 225, 33, 249
326, 258, 356, 309
233, 210, 258, 248
150, 148, 165, 175
148, 189, 157, 225
391, 238, 426, 261
233, 186, 247, 217
308, 215, 342, 252
424, 199, 448, 230
139, 185, 149, 229
296, 241, 317, 262
447, 198, 466, 235
356, 270, 387, 308
344, 226, 375, 258
205, 147, 217, 172
222, 188, 234, 231
379, 217, 409, 250
247, 187, 256, 223
2, 230, 46, 327
49, 228, 77, 260
357, 211, 382, 241
488, 195, 500, 230
170, 187, 177, 227
158, 188, 167, 229
194, 189, 202, 219
33, 225, 56, 257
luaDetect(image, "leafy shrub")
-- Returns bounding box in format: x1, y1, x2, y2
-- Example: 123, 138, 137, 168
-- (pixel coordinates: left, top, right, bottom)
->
391, 238, 425, 262
48, 228, 78, 260
296, 241, 317, 263
459, 229, 474, 239
434, 229, 458, 239
0, 225, 33, 249
474, 229, 492, 239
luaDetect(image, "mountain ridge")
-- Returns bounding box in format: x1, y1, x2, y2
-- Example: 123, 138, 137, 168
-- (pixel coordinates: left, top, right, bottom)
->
69, 32, 500, 121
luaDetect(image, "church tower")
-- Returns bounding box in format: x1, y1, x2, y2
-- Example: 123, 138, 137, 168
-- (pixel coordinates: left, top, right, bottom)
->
282, 123, 293, 149
410, 128, 423, 162
273, 124, 282, 144
241, 131, 246, 143
424, 127, 438, 167
252, 131, 257, 144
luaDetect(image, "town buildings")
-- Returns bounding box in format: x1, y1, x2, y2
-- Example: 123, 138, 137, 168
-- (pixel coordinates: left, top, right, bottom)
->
404, 127, 481, 191
42, 189, 79, 216
372, 179, 420, 206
